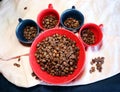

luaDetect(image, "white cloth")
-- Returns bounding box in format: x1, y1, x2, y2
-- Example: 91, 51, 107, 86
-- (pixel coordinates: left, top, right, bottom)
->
0, 0, 120, 87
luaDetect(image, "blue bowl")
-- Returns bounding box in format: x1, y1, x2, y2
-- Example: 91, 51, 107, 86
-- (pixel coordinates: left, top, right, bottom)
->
16, 18, 40, 44
60, 6, 84, 33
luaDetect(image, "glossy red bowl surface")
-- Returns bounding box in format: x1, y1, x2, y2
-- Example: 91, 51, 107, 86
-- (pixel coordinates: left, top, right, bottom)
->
29, 28, 85, 84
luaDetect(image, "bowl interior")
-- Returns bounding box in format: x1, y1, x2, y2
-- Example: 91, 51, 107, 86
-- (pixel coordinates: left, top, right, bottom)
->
60, 9, 84, 31
79, 23, 103, 46
37, 9, 60, 30
29, 28, 85, 84
16, 20, 39, 44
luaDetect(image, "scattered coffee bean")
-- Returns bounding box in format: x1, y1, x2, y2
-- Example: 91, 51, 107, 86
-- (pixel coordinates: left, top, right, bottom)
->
18, 57, 21, 61
42, 15, 58, 29
31, 72, 36, 77
31, 72, 39, 80
64, 17, 80, 29
23, 26, 37, 40
23, 7, 27, 10
35, 76, 39, 80
13, 63, 20, 67
81, 29, 95, 45
89, 66, 95, 73
89, 57, 104, 73
35, 34, 80, 76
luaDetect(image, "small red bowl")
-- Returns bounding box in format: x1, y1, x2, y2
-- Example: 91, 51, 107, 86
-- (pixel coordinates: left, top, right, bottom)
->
37, 4, 60, 31
29, 28, 85, 84
79, 23, 103, 47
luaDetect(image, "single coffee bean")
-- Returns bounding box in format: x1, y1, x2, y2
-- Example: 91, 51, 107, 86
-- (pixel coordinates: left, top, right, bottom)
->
18, 57, 21, 61
89, 66, 95, 73
24, 7, 27, 10
13, 63, 20, 67
31, 72, 40, 80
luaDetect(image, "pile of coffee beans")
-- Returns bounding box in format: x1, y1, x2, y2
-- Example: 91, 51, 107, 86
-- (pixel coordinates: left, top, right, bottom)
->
18, 57, 21, 61
89, 57, 104, 73
64, 17, 80, 29
81, 28, 95, 45
35, 34, 80, 76
24, 7, 27, 10
42, 15, 58, 29
23, 26, 37, 40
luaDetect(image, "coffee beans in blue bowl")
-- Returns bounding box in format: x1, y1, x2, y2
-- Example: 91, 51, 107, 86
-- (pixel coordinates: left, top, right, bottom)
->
16, 18, 40, 45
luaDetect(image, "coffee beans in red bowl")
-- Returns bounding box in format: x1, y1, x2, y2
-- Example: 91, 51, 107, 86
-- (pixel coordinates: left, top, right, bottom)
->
79, 23, 103, 47
29, 28, 85, 84
37, 4, 60, 31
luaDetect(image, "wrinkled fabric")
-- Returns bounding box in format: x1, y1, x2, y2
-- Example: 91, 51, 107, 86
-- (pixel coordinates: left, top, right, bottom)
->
0, 0, 120, 87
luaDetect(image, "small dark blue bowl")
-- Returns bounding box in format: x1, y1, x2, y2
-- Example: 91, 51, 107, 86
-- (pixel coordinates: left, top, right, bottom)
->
16, 18, 40, 44
60, 6, 84, 33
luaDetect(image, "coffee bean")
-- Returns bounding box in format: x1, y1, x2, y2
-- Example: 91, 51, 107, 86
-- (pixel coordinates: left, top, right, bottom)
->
31, 72, 40, 80
89, 66, 95, 73
24, 7, 27, 10
35, 34, 79, 76
13, 63, 20, 67
90, 57, 105, 73
18, 57, 21, 61
97, 66, 102, 72
69, 61, 73, 65
70, 67, 74, 71
31, 72, 36, 77
41, 67, 45, 71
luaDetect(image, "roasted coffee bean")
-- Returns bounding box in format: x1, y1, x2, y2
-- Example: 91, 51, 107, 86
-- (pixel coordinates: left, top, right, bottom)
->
96, 66, 102, 72
24, 7, 27, 10
23, 26, 37, 40
31, 72, 40, 80
90, 58, 96, 65
90, 57, 105, 73
18, 57, 21, 61
89, 67, 95, 73
81, 29, 95, 45
64, 17, 80, 29
13, 63, 20, 67
35, 34, 80, 76
35, 76, 39, 80
31, 72, 36, 77
42, 15, 58, 29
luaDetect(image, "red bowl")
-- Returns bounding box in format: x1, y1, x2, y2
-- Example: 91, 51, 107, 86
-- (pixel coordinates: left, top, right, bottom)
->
29, 28, 86, 84
79, 23, 103, 47
37, 4, 60, 31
